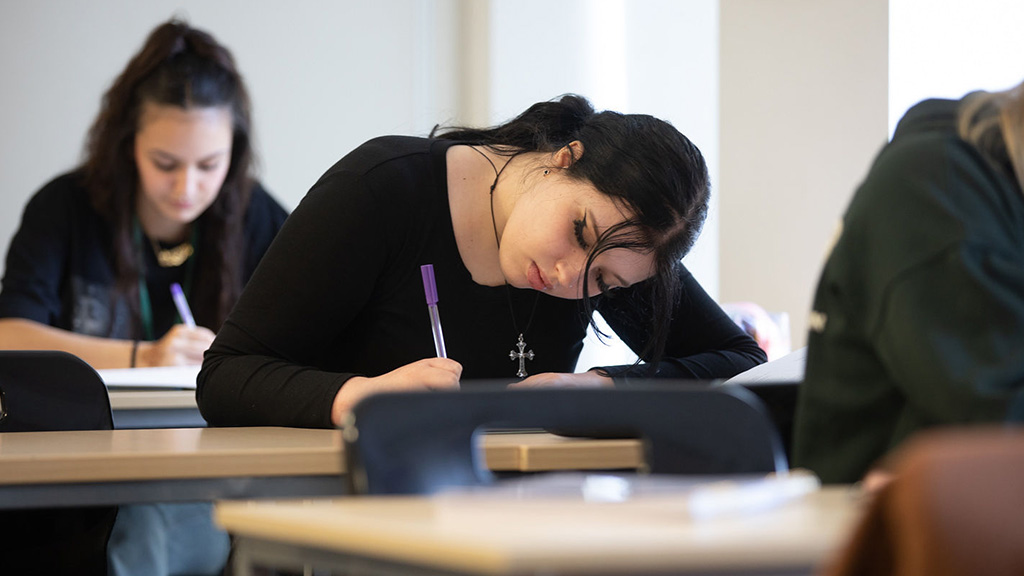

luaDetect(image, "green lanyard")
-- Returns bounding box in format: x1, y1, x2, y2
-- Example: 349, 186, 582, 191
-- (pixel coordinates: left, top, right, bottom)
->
132, 219, 197, 340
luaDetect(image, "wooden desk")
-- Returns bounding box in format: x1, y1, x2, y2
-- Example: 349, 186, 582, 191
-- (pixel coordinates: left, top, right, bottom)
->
0, 427, 342, 510
0, 429, 642, 510
480, 432, 642, 471
216, 484, 863, 576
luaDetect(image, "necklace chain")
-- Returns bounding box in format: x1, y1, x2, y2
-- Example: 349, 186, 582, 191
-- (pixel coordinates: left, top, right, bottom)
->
469, 145, 540, 377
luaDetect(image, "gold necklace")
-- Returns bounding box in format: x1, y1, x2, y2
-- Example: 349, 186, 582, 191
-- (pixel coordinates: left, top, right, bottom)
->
150, 237, 194, 267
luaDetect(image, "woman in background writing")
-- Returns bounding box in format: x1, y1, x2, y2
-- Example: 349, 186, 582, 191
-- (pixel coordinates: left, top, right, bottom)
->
0, 19, 286, 370
0, 18, 288, 576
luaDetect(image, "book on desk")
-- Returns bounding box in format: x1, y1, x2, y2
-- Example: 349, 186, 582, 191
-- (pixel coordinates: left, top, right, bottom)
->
99, 365, 204, 428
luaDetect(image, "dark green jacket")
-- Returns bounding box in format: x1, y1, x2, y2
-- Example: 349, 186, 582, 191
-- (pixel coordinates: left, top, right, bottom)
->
793, 97, 1024, 484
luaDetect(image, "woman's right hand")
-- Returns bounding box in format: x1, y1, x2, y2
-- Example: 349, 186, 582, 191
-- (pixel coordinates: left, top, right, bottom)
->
331, 357, 462, 426
137, 324, 217, 367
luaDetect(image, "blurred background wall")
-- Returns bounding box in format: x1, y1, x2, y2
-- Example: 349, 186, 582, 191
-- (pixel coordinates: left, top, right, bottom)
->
0, 0, 892, 364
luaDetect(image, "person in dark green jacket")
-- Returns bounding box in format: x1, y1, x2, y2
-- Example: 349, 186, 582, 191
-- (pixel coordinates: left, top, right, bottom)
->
793, 84, 1024, 485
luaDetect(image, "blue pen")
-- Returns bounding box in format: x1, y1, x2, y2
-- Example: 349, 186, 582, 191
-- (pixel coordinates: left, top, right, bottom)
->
420, 264, 447, 358
170, 282, 196, 328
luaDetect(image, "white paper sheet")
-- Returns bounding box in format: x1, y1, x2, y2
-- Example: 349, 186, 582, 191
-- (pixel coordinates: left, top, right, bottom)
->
98, 364, 201, 389
726, 347, 807, 385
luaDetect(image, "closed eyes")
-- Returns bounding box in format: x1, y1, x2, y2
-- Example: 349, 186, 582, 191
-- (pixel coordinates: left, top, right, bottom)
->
154, 161, 223, 173
573, 214, 618, 297
573, 215, 589, 249
149, 151, 226, 173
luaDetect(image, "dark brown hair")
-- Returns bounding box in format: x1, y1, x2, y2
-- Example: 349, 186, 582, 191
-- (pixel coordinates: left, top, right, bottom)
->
83, 18, 255, 333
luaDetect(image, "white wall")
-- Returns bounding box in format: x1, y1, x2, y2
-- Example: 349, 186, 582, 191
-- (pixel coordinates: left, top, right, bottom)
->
1, 0, 891, 365
719, 0, 890, 350
889, 0, 1024, 134
0, 0, 461, 264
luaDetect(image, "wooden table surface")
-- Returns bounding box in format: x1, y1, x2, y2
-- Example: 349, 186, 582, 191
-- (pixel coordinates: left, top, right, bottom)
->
0, 427, 341, 485
217, 483, 862, 575
0, 428, 644, 486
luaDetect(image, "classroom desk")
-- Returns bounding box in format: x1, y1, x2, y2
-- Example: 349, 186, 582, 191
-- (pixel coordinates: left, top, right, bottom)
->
0, 429, 642, 510
216, 483, 863, 576
481, 432, 642, 471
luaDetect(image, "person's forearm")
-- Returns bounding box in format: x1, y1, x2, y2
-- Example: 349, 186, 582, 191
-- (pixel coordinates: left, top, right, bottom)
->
0, 317, 135, 369
198, 349, 347, 428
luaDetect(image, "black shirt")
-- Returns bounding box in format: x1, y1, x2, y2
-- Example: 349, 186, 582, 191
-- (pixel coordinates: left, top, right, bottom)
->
198, 136, 766, 428
0, 170, 288, 339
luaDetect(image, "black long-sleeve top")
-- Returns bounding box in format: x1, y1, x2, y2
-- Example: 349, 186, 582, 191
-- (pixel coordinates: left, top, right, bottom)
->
197, 137, 766, 428
0, 170, 287, 339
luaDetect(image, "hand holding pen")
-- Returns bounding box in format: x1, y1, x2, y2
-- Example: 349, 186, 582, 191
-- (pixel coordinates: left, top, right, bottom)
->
328, 265, 459, 425
132, 283, 214, 367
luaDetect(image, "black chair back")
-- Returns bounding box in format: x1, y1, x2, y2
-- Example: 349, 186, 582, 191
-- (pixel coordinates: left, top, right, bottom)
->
719, 380, 800, 463
343, 386, 788, 495
0, 350, 114, 432
0, 350, 117, 576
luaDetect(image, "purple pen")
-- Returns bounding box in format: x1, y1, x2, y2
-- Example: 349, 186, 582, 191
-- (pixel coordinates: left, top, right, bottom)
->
170, 282, 196, 328
420, 264, 447, 358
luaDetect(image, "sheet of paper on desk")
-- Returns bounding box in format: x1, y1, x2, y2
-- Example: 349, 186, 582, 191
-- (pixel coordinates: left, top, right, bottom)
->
98, 365, 201, 389
725, 346, 806, 385
433, 470, 820, 521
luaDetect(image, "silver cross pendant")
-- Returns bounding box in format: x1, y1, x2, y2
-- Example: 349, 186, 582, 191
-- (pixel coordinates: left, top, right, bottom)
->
508, 333, 535, 378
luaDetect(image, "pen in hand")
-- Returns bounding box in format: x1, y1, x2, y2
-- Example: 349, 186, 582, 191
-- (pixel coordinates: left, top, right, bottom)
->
170, 282, 196, 328
420, 264, 447, 358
